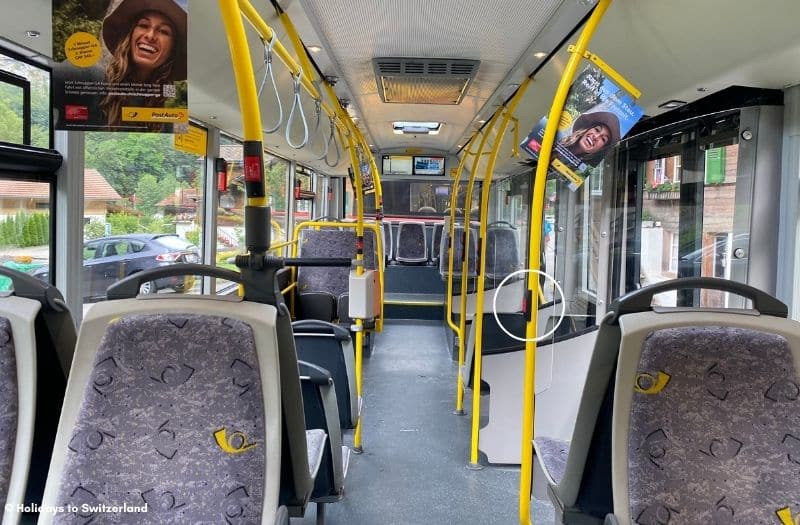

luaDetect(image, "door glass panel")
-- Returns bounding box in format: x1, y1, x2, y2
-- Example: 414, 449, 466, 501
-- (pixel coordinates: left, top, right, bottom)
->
622, 113, 748, 307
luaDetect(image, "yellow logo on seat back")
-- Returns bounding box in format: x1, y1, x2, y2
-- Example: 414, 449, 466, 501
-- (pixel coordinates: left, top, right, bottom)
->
214, 428, 258, 454
776, 507, 800, 525
634, 371, 671, 394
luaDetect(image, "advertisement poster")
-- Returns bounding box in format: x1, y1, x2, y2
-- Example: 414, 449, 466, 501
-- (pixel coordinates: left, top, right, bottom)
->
521, 65, 643, 190
359, 148, 375, 194
52, 0, 188, 133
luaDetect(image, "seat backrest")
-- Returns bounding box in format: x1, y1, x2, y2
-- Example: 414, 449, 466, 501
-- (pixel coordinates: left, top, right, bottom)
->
293, 320, 353, 429
485, 225, 519, 281
614, 314, 800, 524
297, 229, 356, 300
395, 222, 427, 263
439, 225, 477, 278
0, 297, 38, 524
430, 223, 444, 262
382, 221, 393, 262
39, 297, 283, 525
296, 291, 337, 322
553, 279, 800, 523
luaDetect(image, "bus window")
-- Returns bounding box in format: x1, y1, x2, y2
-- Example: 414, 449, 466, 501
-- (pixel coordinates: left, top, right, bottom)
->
0, 52, 50, 148
83, 130, 206, 301
0, 180, 51, 293
293, 168, 313, 226
266, 153, 289, 246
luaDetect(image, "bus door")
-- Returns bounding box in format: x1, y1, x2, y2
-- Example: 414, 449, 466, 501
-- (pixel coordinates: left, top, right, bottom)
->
609, 102, 783, 308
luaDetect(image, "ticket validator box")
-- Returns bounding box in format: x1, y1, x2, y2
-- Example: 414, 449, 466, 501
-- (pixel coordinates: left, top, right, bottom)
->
349, 269, 380, 319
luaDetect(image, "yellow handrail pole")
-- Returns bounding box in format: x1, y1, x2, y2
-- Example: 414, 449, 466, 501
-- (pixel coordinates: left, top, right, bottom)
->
446, 136, 479, 414
364, 151, 385, 332
342, 134, 368, 453
219, 2, 264, 202
459, 112, 501, 462
470, 78, 532, 468
269, 238, 298, 253
519, 1, 612, 522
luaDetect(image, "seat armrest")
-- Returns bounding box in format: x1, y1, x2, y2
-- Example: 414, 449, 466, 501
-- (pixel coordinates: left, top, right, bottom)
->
298, 360, 332, 385
293, 319, 351, 342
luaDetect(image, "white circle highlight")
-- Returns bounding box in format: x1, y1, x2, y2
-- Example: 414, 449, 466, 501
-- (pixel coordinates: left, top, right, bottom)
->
491, 269, 566, 343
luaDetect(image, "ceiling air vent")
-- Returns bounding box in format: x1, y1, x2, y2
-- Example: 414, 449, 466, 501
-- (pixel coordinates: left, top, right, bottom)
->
373, 58, 480, 105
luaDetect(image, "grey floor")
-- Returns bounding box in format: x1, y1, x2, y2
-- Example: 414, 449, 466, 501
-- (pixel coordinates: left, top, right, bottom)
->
292, 320, 554, 525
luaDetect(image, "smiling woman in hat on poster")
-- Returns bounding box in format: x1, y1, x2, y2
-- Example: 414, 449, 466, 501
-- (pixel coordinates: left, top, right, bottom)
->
557, 110, 621, 167
100, 0, 187, 130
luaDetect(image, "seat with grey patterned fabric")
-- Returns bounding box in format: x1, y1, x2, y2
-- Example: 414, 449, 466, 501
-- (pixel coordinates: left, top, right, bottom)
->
296, 228, 379, 323
395, 222, 427, 264
485, 223, 519, 282
532, 278, 800, 524
439, 225, 477, 279
297, 229, 356, 321
0, 297, 38, 525
0, 268, 76, 524
38, 296, 290, 524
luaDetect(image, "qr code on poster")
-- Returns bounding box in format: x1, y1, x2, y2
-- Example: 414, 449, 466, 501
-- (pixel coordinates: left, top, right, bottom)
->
163, 83, 177, 98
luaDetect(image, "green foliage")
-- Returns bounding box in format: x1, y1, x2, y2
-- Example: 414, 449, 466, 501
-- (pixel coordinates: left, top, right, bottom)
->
84, 219, 106, 239
564, 67, 605, 115
163, 80, 188, 108
87, 213, 175, 239
654, 181, 679, 192
139, 216, 175, 235
52, 0, 106, 62
106, 213, 140, 235
185, 229, 200, 246
0, 56, 51, 148
0, 212, 49, 247
134, 173, 177, 216
85, 132, 199, 197
265, 161, 288, 211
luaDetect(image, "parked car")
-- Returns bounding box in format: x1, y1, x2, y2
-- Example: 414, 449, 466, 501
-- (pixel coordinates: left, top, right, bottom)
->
33, 234, 199, 302
679, 233, 749, 270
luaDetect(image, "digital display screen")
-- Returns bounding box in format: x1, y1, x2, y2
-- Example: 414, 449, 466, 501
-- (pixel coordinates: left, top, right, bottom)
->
382, 155, 413, 175
434, 186, 449, 197
413, 156, 445, 175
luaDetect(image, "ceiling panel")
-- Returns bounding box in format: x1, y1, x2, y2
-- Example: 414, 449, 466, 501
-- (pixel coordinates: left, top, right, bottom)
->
298, 0, 565, 152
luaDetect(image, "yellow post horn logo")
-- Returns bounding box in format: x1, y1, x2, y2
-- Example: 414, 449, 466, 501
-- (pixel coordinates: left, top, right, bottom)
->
634, 371, 671, 394
214, 428, 258, 454
776, 507, 800, 525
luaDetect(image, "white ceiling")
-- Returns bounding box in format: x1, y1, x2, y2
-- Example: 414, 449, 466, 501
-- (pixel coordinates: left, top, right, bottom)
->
297, 0, 571, 153
3, 1, 800, 177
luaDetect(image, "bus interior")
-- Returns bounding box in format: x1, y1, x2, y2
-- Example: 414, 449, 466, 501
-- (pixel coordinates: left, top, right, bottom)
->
0, 0, 799, 524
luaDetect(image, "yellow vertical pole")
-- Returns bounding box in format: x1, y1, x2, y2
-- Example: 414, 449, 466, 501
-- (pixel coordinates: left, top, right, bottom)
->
461, 111, 502, 467
218, 0, 266, 204
446, 137, 478, 414
470, 78, 532, 468
519, 1, 612, 523
344, 136, 367, 453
